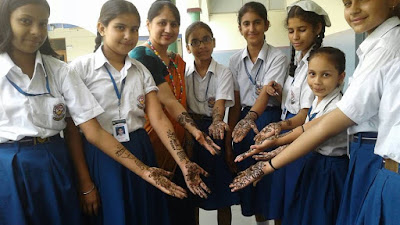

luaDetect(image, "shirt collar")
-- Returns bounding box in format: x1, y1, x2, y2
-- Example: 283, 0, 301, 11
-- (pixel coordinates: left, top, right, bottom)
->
186, 58, 217, 78
311, 87, 342, 114
358, 17, 400, 56
241, 41, 268, 62
0, 51, 46, 78
94, 46, 134, 72
295, 47, 313, 66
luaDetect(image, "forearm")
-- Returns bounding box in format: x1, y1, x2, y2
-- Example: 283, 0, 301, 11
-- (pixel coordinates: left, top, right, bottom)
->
226, 94, 241, 145
279, 108, 308, 130
212, 100, 226, 123
248, 86, 270, 117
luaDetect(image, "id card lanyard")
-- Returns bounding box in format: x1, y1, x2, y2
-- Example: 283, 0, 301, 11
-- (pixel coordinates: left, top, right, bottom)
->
104, 64, 126, 119
244, 59, 263, 86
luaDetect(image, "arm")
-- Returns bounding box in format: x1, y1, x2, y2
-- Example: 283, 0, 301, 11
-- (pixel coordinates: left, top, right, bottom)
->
225, 91, 241, 173
64, 117, 100, 216
157, 82, 220, 155
78, 118, 187, 199
208, 99, 230, 140
230, 108, 355, 191
145, 91, 211, 198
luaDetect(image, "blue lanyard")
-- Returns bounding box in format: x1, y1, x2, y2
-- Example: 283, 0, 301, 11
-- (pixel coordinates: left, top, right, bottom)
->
307, 106, 317, 121
244, 59, 263, 85
6, 63, 52, 97
104, 65, 126, 107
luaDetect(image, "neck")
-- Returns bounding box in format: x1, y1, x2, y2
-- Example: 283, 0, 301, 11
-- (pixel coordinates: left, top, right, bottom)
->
148, 38, 169, 57
316, 96, 324, 105
247, 42, 263, 63
102, 46, 125, 71
9, 49, 36, 79
194, 58, 212, 78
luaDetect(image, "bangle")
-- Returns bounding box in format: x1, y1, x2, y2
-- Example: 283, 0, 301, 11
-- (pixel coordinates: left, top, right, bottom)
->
268, 159, 278, 171
301, 125, 305, 133
249, 110, 259, 120
81, 184, 95, 195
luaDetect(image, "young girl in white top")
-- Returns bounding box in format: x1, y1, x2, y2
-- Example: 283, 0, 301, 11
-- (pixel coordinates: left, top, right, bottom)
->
68, 1, 208, 224
227, 2, 288, 224
0, 0, 184, 224
184, 21, 239, 225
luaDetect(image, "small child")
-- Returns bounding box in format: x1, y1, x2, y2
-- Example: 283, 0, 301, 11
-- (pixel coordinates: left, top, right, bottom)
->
184, 21, 239, 225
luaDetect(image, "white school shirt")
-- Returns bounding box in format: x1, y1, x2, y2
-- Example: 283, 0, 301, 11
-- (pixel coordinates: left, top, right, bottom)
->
305, 87, 347, 156
229, 42, 288, 108
185, 58, 234, 117
345, 16, 400, 135
0, 51, 104, 143
281, 49, 314, 120
69, 47, 158, 134
337, 58, 400, 162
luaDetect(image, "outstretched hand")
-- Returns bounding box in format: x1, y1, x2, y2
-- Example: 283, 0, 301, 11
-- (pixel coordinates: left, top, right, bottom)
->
229, 161, 267, 192
209, 120, 230, 140
232, 113, 259, 143
253, 144, 288, 161
193, 130, 221, 155
254, 123, 281, 143
182, 162, 211, 198
145, 167, 187, 199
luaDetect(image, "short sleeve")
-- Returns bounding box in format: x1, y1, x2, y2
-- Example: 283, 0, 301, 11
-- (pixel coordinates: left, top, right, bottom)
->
216, 66, 235, 107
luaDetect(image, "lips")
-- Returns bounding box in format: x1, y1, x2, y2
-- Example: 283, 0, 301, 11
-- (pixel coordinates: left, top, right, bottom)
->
350, 16, 367, 24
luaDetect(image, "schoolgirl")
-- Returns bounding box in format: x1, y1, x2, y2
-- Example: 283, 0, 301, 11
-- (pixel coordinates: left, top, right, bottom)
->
0, 0, 183, 224
68, 1, 210, 224
184, 21, 239, 225
227, 2, 288, 224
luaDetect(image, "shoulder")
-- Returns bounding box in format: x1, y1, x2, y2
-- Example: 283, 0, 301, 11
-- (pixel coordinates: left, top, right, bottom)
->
214, 60, 232, 76
42, 54, 69, 77
229, 49, 245, 69
266, 44, 288, 61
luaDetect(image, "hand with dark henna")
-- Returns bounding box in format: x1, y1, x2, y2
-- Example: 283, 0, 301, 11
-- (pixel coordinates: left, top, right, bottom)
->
182, 161, 211, 198
144, 167, 188, 199
232, 111, 259, 143
229, 161, 267, 192
253, 144, 289, 161
254, 123, 276, 143
208, 120, 230, 140
234, 134, 277, 162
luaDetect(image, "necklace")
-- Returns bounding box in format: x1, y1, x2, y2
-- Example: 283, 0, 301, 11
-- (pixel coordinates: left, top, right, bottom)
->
147, 39, 183, 102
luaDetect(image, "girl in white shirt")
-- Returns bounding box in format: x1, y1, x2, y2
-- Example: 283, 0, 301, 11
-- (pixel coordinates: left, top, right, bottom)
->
0, 0, 184, 224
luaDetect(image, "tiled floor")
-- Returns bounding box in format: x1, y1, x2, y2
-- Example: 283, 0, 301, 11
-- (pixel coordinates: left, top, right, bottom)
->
199, 205, 274, 225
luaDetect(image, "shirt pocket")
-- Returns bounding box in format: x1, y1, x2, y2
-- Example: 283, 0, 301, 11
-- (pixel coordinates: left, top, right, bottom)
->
28, 95, 67, 131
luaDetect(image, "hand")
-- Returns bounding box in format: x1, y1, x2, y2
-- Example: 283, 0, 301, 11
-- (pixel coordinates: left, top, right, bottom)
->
254, 122, 281, 143
253, 144, 288, 161
208, 120, 230, 140
232, 112, 259, 143
144, 167, 188, 199
79, 183, 101, 216
182, 161, 211, 198
225, 143, 238, 174
234, 134, 276, 162
266, 81, 282, 96
229, 161, 267, 192
193, 130, 221, 155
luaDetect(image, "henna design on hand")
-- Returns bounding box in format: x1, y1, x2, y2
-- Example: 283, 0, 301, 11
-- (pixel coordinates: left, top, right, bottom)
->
230, 161, 266, 191
115, 144, 147, 170
177, 112, 197, 128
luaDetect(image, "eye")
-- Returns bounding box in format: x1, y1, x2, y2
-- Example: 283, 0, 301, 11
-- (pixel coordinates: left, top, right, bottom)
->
39, 22, 48, 28
323, 73, 330, 77
242, 21, 250, 27
308, 71, 315, 76
131, 26, 139, 32
115, 25, 125, 31
288, 29, 294, 34
343, 0, 351, 7
159, 21, 167, 26
19, 18, 32, 26
170, 22, 179, 28
299, 28, 307, 32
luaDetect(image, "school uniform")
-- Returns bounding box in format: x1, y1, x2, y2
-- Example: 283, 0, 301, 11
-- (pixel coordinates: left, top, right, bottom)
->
336, 17, 400, 225
281, 48, 315, 216
229, 42, 288, 219
335, 58, 400, 225
283, 87, 348, 225
69, 47, 170, 225
0, 51, 104, 225
185, 58, 239, 210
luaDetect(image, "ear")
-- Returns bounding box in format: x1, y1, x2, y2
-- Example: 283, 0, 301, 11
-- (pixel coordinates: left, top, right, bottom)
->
186, 44, 191, 54
338, 71, 346, 85
264, 20, 270, 32
315, 22, 323, 36
97, 22, 106, 36
212, 38, 216, 48
146, 19, 151, 32
238, 25, 243, 35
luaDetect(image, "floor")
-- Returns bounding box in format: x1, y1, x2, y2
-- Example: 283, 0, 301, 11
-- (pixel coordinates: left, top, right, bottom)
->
199, 205, 274, 225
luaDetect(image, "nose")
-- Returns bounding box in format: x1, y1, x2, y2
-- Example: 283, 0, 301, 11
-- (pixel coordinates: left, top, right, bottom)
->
293, 30, 300, 40
348, 1, 361, 15
164, 23, 172, 33
314, 75, 322, 84
30, 23, 44, 36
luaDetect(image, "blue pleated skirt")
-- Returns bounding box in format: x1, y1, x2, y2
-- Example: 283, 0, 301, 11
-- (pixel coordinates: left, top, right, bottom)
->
355, 168, 400, 225
191, 117, 240, 210
0, 136, 81, 225
233, 106, 283, 219
283, 152, 349, 225
82, 129, 170, 225
336, 138, 382, 225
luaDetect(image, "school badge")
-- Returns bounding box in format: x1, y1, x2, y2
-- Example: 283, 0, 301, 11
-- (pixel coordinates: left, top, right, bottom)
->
53, 103, 66, 121
137, 95, 145, 109
207, 97, 215, 108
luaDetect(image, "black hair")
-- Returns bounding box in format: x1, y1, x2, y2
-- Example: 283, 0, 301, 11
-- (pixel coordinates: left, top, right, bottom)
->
0, 0, 58, 57
94, 0, 140, 52
147, 0, 180, 24
237, 1, 268, 25
286, 5, 326, 77
185, 21, 213, 44
308, 47, 346, 74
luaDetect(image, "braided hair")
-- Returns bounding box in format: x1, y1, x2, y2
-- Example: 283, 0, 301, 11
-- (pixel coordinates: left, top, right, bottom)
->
286, 6, 326, 77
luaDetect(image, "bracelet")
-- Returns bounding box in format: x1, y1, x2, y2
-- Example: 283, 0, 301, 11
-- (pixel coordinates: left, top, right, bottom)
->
301, 125, 305, 133
268, 159, 278, 171
81, 184, 95, 195
249, 110, 259, 120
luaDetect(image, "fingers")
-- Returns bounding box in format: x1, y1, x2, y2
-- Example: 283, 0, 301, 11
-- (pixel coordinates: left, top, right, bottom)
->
165, 182, 187, 199
250, 123, 259, 134
234, 148, 258, 162
252, 152, 273, 161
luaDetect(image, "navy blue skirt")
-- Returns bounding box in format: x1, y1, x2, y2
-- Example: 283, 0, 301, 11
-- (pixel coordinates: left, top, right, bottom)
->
233, 106, 283, 219
336, 138, 382, 225
283, 152, 349, 225
355, 168, 400, 225
191, 116, 240, 210
0, 137, 81, 225
82, 129, 170, 225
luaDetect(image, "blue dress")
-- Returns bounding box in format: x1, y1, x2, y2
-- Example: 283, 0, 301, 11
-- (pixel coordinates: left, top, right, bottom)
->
82, 129, 170, 225
233, 106, 283, 219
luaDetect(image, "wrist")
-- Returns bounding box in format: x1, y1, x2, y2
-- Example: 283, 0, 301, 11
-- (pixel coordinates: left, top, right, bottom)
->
246, 110, 258, 121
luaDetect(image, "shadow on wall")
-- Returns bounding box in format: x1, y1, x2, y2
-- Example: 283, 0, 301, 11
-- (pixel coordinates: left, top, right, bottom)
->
212, 29, 356, 91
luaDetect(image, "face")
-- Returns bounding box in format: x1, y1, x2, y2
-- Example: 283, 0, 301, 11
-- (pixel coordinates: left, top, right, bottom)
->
147, 6, 180, 47
343, 0, 393, 34
186, 28, 215, 62
98, 13, 139, 57
288, 17, 321, 56
118, 128, 124, 135
307, 54, 345, 101
9, 4, 49, 56
239, 11, 269, 47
